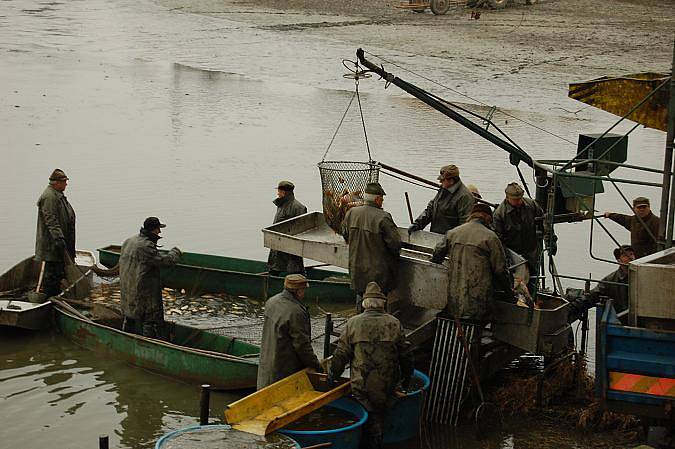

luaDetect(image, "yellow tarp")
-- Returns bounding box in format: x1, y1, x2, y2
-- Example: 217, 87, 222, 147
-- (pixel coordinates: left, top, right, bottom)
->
569, 73, 670, 132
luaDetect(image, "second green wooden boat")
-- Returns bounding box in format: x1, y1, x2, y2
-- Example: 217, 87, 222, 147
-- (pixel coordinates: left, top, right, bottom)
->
98, 245, 354, 303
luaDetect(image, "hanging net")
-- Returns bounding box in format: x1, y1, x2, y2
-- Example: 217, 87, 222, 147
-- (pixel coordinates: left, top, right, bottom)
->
318, 160, 380, 232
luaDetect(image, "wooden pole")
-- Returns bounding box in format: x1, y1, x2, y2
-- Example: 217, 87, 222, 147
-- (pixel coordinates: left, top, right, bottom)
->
200, 384, 211, 425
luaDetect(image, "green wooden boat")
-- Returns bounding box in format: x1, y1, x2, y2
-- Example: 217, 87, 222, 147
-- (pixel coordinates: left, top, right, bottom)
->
54, 305, 261, 390
97, 245, 354, 303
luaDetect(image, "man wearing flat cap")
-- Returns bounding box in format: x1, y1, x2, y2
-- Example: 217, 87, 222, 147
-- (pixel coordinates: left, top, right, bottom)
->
342, 182, 402, 311
330, 281, 413, 449
35, 169, 77, 297
431, 203, 513, 320
493, 182, 544, 295
257, 274, 321, 389
268, 180, 307, 276
119, 217, 182, 338
603, 197, 660, 259
408, 164, 475, 236
590, 245, 635, 316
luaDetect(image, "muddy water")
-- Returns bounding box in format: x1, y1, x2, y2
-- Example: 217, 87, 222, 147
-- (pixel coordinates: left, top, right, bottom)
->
0, 0, 667, 447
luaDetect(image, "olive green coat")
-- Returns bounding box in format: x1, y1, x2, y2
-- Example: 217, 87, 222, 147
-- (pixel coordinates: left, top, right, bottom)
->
341, 201, 402, 294
607, 212, 660, 259
330, 308, 413, 412
119, 232, 181, 320
257, 289, 321, 389
591, 267, 629, 313
268, 193, 307, 273
35, 185, 76, 262
414, 181, 475, 234
493, 197, 544, 271
432, 219, 510, 320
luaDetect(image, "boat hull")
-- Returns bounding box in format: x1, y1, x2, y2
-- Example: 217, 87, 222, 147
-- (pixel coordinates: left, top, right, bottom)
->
98, 246, 354, 304
54, 307, 260, 390
0, 300, 52, 330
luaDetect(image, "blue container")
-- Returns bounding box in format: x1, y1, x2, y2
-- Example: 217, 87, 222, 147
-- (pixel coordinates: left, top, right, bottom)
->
279, 397, 368, 449
155, 424, 300, 449
383, 370, 430, 444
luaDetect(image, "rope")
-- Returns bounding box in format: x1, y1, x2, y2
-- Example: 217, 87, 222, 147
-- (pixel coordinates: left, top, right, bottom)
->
355, 81, 373, 162
380, 169, 438, 191
321, 91, 357, 162
362, 50, 577, 146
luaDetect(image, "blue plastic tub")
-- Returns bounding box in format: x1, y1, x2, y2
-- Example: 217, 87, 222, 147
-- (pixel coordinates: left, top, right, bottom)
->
383, 370, 430, 444
155, 424, 300, 449
279, 397, 368, 449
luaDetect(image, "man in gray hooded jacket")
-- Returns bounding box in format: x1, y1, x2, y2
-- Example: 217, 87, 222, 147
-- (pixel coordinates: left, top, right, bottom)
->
119, 217, 182, 338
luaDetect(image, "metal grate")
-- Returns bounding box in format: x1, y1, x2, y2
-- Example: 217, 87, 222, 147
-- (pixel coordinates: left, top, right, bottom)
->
318, 160, 380, 232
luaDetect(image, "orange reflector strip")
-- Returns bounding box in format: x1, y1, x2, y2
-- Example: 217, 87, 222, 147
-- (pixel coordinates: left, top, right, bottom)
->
609, 372, 675, 398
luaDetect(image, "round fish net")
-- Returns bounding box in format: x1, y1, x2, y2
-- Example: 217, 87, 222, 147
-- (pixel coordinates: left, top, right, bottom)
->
318, 160, 380, 232
157, 426, 297, 449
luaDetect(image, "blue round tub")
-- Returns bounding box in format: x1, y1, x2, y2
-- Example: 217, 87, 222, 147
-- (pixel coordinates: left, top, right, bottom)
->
383, 370, 430, 444
279, 397, 368, 449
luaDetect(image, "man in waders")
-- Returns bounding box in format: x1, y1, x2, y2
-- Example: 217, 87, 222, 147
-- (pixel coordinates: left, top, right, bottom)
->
268, 180, 307, 276
35, 169, 76, 298
590, 245, 635, 316
329, 281, 414, 449
431, 203, 514, 320
407, 164, 475, 235
257, 274, 321, 389
341, 182, 401, 312
493, 182, 543, 296
119, 217, 182, 338
603, 197, 660, 259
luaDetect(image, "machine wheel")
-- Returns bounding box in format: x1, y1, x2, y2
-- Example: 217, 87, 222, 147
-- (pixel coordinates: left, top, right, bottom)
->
488, 0, 508, 9
431, 0, 451, 14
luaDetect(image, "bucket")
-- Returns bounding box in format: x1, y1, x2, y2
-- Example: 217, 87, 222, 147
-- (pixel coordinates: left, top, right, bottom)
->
279, 397, 368, 449
383, 370, 430, 444
155, 424, 300, 449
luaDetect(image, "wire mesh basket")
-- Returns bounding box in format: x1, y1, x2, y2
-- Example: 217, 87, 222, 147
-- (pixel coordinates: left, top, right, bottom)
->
318, 161, 380, 232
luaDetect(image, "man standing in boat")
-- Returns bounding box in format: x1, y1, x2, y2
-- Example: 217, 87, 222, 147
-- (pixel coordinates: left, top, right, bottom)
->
257, 274, 321, 389
603, 197, 660, 259
493, 182, 543, 295
119, 217, 182, 339
35, 169, 76, 297
329, 281, 414, 449
341, 182, 402, 312
590, 245, 635, 316
407, 164, 475, 236
268, 180, 307, 276
431, 203, 514, 320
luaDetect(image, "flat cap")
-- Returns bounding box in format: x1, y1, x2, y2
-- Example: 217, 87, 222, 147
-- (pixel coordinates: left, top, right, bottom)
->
362, 281, 387, 300
284, 273, 309, 289
143, 217, 166, 230
49, 169, 69, 181
277, 180, 295, 191
365, 182, 386, 196
467, 184, 482, 199
437, 165, 459, 181
505, 182, 524, 198
613, 245, 634, 259
471, 203, 493, 217
633, 196, 650, 207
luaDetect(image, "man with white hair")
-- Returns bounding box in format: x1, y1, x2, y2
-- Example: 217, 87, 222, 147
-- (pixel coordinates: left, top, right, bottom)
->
35, 169, 76, 297
329, 281, 413, 449
341, 182, 402, 311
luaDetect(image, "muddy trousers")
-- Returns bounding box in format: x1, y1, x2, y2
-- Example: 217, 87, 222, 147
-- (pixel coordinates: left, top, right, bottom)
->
43, 261, 65, 297
360, 410, 384, 449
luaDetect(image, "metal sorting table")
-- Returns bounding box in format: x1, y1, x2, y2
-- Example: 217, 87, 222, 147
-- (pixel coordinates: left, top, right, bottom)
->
263, 211, 571, 355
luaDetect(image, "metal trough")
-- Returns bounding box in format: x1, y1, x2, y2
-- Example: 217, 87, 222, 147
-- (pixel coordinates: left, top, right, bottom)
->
262, 212, 449, 310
